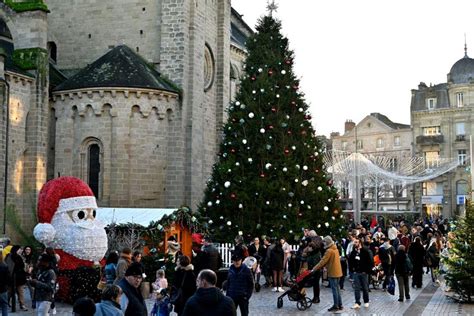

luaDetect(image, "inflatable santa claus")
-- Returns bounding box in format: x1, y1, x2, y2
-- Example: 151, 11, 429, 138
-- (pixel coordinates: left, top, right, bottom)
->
33, 176, 108, 302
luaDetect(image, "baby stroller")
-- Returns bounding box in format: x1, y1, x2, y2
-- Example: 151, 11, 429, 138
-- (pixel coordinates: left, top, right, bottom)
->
276, 269, 314, 311
370, 263, 385, 289
243, 256, 261, 292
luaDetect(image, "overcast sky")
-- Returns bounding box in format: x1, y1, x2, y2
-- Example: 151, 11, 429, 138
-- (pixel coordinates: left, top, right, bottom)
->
232, 0, 474, 137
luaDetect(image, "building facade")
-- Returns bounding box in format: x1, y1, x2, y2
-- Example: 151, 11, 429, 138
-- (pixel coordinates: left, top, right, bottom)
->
331, 113, 413, 213
0, 0, 252, 236
411, 48, 473, 218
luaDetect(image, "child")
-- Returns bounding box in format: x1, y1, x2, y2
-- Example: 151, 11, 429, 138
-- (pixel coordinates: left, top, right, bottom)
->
152, 269, 168, 294
150, 288, 171, 316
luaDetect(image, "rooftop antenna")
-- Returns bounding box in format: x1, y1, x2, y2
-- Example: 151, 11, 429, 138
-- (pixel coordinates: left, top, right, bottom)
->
465, 33, 468, 57
266, 0, 278, 17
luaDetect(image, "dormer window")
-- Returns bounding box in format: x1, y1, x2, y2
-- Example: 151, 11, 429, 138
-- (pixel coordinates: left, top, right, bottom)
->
457, 92, 464, 107
426, 98, 436, 110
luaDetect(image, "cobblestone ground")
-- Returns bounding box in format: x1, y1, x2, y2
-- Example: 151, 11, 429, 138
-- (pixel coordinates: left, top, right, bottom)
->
11, 273, 474, 315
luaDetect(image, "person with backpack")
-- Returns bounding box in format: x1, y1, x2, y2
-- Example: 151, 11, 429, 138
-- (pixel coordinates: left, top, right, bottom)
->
394, 245, 410, 302
378, 237, 395, 291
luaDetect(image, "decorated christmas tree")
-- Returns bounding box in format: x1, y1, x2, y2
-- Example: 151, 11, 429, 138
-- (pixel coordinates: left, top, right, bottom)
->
444, 205, 474, 302
198, 13, 343, 242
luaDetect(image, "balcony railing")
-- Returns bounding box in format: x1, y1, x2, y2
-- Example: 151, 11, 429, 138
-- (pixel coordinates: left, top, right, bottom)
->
456, 135, 466, 141
416, 135, 444, 145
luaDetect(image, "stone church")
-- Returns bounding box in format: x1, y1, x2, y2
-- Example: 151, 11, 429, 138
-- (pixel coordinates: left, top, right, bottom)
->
0, 0, 252, 235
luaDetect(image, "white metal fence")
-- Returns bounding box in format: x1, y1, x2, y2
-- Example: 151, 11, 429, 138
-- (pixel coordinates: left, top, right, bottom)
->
216, 243, 299, 267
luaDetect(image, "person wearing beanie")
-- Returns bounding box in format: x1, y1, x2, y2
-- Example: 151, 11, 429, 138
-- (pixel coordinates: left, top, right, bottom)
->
312, 236, 343, 312
118, 262, 147, 316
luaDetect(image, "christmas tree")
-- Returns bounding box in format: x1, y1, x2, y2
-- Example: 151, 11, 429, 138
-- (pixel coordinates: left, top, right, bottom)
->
443, 205, 474, 302
198, 14, 343, 242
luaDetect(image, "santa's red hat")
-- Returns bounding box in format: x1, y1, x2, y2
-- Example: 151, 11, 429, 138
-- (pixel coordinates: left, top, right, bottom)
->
34, 177, 98, 245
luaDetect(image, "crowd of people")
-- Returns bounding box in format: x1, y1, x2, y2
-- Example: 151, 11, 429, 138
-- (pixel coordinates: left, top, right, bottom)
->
0, 215, 453, 316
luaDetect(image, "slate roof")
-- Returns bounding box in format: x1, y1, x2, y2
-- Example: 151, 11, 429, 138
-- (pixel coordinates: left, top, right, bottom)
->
49, 62, 67, 89
448, 55, 474, 84
370, 112, 410, 130
53, 45, 179, 93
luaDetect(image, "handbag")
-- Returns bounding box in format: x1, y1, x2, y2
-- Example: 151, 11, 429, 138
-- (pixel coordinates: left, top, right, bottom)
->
169, 305, 178, 316
387, 276, 395, 295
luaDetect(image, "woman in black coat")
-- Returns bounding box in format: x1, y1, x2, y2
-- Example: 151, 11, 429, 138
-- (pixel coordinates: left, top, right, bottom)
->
408, 237, 425, 288
269, 240, 284, 292
8, 245, 28, 310
172, 255, 197, 316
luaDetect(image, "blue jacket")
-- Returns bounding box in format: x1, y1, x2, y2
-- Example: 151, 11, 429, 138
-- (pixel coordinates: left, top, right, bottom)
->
226, 264, 253, 300
104, 263, 117, 284
94, 300, 124, 316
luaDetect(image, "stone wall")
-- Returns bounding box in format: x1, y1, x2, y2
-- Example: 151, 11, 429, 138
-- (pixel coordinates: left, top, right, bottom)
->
51, 89, 180, 208
46, 0, 162, 71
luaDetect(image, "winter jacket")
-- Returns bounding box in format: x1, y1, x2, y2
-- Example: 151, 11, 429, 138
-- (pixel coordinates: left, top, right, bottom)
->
105, 263, 117, 285
348, 246, 373, 274
182, 287, 236, 316
32, 268, 56, 302
94, 300, 124, 316
394, 250, 408, 276
172, 264, 197, 315
269, 244, 284, 271
313, 244, 343, 278
118, 278, 147, 316
0, 262, 10, 292
200, 244, 222, 273
226, 264, 254, 300
115, 255, 131, 284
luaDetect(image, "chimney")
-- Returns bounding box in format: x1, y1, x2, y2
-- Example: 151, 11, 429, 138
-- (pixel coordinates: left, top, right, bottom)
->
344, 120, 355, 133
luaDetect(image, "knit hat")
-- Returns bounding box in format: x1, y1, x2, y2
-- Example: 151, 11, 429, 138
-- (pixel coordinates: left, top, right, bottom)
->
323, 236, 334, 249
125, 262, 145, 276
33, 177, 98, 245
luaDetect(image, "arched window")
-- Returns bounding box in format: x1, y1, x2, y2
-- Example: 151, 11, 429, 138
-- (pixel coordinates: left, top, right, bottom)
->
88, 144, 100, 198
81, 137, 103, 199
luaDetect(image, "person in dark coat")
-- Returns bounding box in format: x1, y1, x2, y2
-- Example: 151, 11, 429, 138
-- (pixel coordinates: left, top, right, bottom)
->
394, 245, 410, 302
408, 237, 425, 288
7, 245, 28, 311
226, 254, 253, 316
348, 238, 373, 309
182, 269, 236, 316
269, 240, 284, 292
118, 262, 148, 316
172, 255, 197, 316
0, 252, 10, 316
200, 236, 223, 273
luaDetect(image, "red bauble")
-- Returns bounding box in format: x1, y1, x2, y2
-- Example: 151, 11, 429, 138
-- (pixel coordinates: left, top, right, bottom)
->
268, 125, 274, 130
291, 101, 296, 106
285, 59, 292, 65
260, 173, 265, 178
271, 107, 277, 113
284, 148, 290, 155
301, 130, 307, 136
315, 169, 319, 173
230, 193, 237, 199
251, 76, 256, 81
287, 130, 292, 135
327, 179, 333, 186
268, 69, 273, 76
231, 148, 236, 153
305, 115, 312, 120
293, 85, 299, 90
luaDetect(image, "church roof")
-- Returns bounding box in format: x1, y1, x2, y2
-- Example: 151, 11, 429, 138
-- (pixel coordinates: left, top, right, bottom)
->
53, 45, 179, 93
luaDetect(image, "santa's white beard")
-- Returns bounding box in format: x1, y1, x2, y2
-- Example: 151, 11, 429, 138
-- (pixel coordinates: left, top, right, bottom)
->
51, 214, 108, 262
